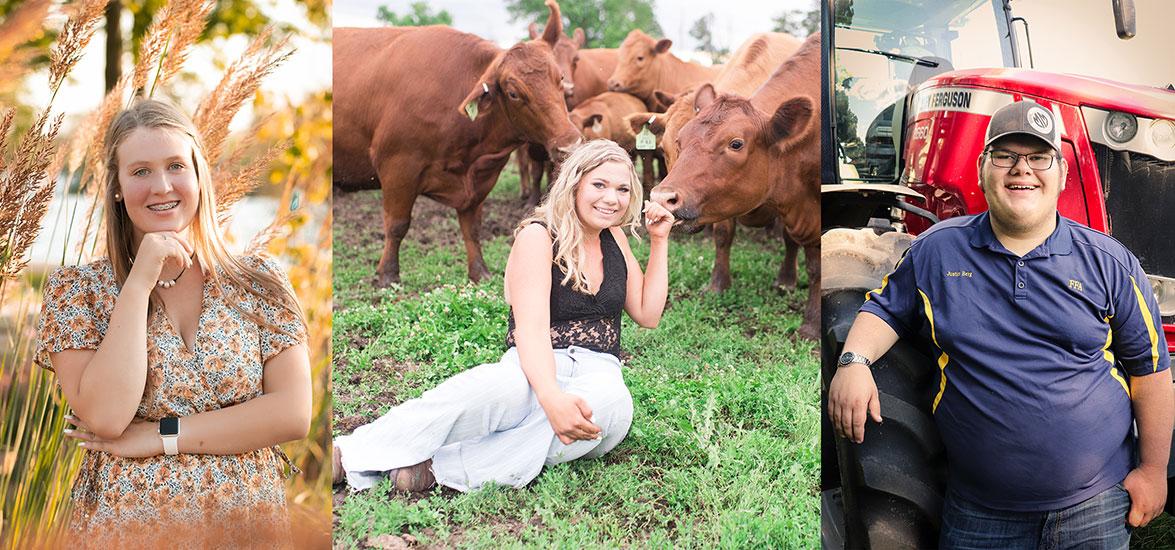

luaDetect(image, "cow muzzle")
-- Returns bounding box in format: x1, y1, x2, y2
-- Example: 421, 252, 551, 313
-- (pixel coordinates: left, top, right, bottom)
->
651, 188, 701, 233
607, 79, 626, 93
650, 189, 680, 211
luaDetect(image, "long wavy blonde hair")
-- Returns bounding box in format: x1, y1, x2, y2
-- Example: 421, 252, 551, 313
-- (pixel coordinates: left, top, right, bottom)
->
516, 139, 643, 293
103, 99, 304, 332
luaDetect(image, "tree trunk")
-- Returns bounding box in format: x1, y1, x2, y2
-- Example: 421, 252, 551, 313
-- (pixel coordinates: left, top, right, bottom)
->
104, 0, 121, 92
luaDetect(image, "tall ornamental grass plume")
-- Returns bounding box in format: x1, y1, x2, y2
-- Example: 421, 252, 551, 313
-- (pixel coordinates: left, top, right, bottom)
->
1, 1, 108, 544
0, 0, 52, 95
0, 0, 331, 546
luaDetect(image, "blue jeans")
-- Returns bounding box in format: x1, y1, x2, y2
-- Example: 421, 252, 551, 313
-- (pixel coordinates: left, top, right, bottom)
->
940, 484, 1132, 549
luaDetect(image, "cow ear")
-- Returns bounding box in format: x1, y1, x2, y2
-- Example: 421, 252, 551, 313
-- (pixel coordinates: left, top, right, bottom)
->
573, 28, 586, 48
654, 38, 673, 54
766, 96, 814, 149
646, 115, 666, 136
541, 0, 562, 47
625, 112, 655, 138
528, 23, 540, 41
653, 90, 677, 109
459, 81, 494, 121
694, 83, 716, 113
585, 113, 604, 132
624, 112, 665, 137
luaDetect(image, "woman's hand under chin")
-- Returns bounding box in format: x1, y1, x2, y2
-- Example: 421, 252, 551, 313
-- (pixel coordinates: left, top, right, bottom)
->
65, 415, 164, 458
127, 231, 193, 290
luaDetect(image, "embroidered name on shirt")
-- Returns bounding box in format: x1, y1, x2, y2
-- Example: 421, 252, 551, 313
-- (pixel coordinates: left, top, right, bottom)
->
1069, 279, 1083, 292
946, 270, 973, 278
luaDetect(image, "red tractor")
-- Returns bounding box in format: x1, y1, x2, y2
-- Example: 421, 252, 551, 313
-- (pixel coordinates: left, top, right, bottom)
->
819, 0, 1175, 547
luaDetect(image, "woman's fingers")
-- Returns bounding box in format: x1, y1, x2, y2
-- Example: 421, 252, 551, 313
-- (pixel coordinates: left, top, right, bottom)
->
63, 414, 90, 431
63, 428, 97, 441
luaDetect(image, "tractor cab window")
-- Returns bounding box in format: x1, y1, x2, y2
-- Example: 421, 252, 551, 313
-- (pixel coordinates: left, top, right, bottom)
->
833, 0, 1005, 183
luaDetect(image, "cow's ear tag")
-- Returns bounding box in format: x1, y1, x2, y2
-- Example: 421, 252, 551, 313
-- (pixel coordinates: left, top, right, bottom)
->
636, 120, 656, 151
591, 120, 603, 134
465, 99, 478, 121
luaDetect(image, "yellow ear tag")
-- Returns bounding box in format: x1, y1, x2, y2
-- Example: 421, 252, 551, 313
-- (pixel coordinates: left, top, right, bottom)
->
465, 100, 478, 121
636, 124, 656, 151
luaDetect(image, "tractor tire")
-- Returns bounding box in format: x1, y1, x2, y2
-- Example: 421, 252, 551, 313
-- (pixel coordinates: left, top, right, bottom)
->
821, 228, 946, 549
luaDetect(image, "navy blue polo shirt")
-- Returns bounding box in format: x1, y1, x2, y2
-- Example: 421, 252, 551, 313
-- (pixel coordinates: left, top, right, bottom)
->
860, 212, 1169, 512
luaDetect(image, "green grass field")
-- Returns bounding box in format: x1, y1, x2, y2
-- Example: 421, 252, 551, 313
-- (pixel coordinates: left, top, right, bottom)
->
331, 164, 818, 548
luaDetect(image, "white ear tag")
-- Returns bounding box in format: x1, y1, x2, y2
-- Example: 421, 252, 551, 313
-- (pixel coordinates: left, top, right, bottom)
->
636, 124, 656, 151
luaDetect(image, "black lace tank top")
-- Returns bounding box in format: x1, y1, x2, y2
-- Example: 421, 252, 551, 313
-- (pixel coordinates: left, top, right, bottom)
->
506, 225, 628, 358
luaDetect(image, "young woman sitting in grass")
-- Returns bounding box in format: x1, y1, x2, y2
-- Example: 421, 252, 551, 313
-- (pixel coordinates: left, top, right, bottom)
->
333, 139, 674, 492
36, 99, 312, 545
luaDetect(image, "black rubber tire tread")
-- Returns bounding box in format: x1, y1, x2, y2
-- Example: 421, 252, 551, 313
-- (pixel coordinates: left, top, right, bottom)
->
821, 227, 945, 550
822, 489, 847, 550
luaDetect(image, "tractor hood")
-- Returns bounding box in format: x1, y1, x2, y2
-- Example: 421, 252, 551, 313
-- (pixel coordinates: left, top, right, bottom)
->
926, 69, 1174, 120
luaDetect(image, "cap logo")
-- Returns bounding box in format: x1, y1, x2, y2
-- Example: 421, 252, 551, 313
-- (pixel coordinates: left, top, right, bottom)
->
1026, 106, 1053, 135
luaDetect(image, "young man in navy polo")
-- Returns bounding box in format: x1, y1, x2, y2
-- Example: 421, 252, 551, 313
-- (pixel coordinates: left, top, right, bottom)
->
828, 101, 1172, 548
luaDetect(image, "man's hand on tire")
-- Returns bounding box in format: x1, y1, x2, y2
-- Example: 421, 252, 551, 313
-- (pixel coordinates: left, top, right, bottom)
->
829, 364, 882, 444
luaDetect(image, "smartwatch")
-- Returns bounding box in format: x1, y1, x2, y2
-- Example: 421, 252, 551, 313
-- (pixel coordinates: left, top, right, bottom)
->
837, 351, 873, 368
160, 416, 180, 455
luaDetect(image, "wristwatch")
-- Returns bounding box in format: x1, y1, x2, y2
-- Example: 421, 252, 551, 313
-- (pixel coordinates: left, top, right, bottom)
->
160, 416, 180, 455
837, 351, 873, 368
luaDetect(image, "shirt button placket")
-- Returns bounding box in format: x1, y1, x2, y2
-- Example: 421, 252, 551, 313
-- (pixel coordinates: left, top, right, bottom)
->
1014, 259, 1028, 300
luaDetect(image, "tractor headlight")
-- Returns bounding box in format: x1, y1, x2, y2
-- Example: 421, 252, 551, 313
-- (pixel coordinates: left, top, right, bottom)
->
1150, 119, 1175, 155
1105, 111, 1138, 143
1149, 274, 1175, 317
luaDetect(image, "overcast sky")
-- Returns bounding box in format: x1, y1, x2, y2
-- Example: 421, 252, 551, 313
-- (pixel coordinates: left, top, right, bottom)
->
332, 0, 818, 58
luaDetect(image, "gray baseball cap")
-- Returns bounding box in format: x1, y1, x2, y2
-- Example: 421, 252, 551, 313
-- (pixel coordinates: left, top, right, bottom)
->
984, 101, 1062, 154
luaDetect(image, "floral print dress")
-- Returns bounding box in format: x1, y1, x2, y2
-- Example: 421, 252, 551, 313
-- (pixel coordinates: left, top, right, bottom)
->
35, 255, 306, 548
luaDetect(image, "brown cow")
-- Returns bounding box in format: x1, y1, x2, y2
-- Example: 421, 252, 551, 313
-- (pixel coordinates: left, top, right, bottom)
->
565, 91, 664, 193
650, 33, 821, 339
606, 29, 722, 108
517, 27, 621, 207
624, 32, 802, 168
568, 92, 646, 150
334, 7, 579, 287
621, 32, 804, 293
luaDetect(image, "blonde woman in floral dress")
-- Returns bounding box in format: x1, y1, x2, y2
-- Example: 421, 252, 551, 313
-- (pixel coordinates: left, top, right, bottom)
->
35, 99, 311, 547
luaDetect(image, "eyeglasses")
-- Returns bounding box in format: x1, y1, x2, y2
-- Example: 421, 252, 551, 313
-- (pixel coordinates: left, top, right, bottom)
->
986, 150, 1056, 170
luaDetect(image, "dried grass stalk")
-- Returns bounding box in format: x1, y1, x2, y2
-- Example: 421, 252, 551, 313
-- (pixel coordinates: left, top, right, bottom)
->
195, 28, 292, 166
47, 0, 108, 95
132, 0, 215, 94
246, 211, 300, 254
215, 140, 288, 213
0, 110, 65, 279
0, 0, 51, 64
76, 73, 130, 195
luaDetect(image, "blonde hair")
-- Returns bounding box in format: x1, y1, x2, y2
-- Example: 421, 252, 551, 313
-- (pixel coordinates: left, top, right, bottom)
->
516, 139, 643, 293
103, 99, 304, 332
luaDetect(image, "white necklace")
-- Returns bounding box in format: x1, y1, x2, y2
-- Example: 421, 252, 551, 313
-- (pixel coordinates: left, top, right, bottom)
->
156, 254, 195, 289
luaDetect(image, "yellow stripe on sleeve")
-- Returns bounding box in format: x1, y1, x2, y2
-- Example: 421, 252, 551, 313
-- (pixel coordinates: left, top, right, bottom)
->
918, 289, 951, 413
1129, 276, 1161, 372
865, 256, 905, 302
1102, 316, 1130, 397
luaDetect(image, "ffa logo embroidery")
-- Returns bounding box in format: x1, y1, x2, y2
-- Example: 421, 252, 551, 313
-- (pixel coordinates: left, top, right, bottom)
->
1068, 279, 1084, 292
1027, 106, 1053, 135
